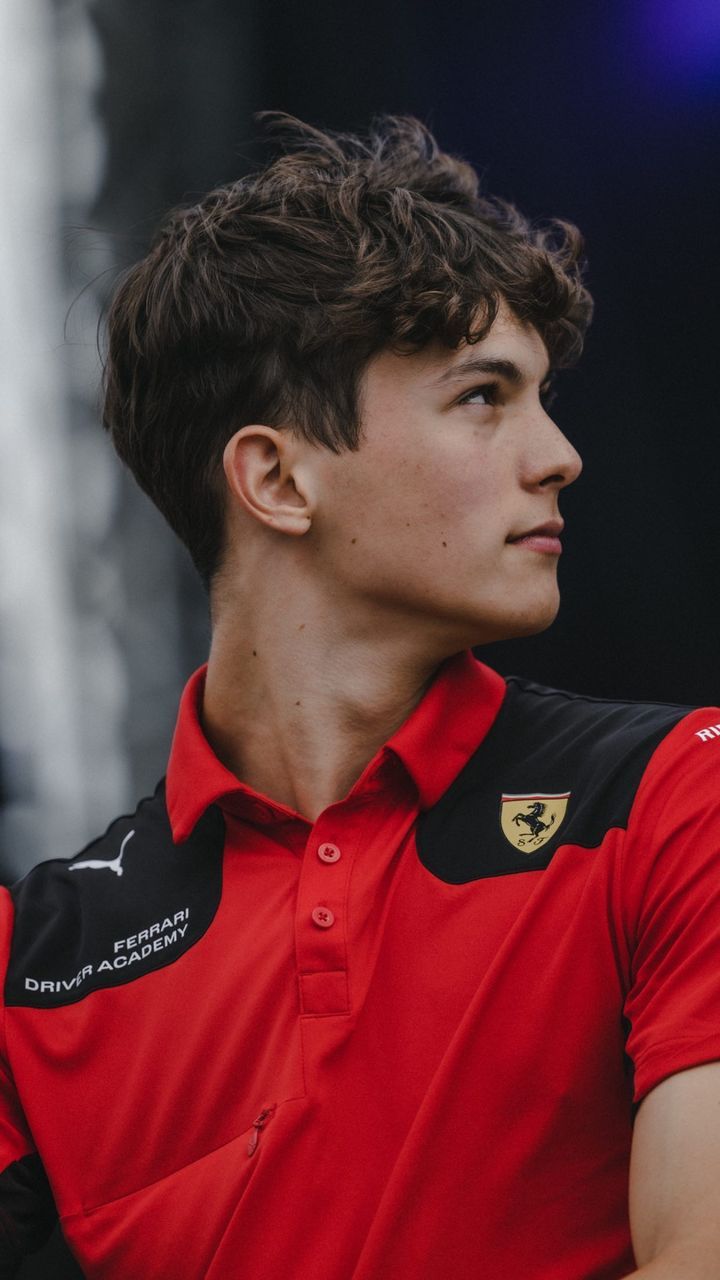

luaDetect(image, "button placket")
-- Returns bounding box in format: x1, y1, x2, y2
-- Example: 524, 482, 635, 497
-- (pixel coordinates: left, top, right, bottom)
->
295, 821, 361, 1015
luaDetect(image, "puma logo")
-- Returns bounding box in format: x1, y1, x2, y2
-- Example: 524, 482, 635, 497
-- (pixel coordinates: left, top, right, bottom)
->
69, 830, 135, 877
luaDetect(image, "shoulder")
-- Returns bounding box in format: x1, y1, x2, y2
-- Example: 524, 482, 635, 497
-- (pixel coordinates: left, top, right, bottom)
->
624, 702, 720, 852
418, 676, 709, 883
3, 780, 226, 1009
499, 678, 720, 838
445, 673, 698, 815
500, 675, 695, 757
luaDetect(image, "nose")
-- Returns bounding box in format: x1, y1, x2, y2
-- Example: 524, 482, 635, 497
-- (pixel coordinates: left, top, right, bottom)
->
525, 410, 582, 492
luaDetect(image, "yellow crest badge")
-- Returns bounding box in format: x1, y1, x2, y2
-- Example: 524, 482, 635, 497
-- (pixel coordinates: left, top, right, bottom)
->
500, 792, 570, 854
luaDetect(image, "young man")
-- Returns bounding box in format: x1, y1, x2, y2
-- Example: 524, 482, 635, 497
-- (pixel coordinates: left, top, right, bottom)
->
1, 115, 720, 1279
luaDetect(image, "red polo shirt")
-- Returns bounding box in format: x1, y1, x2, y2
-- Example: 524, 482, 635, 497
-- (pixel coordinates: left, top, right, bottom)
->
2, 652, 720, 1278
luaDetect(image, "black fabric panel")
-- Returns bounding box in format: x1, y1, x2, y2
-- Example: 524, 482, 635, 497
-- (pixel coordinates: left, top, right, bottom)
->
5, 780, 225, 1009
14, 1226, 83, 1280
417, 678, 692, 884
0, 1154, 56, 1276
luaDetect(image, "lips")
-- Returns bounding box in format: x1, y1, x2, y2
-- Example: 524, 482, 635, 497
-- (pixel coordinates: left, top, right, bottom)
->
506, 520, 564, 554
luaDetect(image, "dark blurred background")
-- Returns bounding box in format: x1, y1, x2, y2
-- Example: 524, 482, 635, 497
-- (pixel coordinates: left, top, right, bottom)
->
91, 0, 720, 706
3, 0, 719, 1272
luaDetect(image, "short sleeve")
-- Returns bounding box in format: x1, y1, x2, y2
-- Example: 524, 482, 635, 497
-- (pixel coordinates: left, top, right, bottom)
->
621, 707, 720, 1104
0, 888, 56, 1275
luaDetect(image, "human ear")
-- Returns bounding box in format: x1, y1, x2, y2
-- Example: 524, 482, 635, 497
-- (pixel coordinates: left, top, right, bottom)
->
222, 425, 313, 536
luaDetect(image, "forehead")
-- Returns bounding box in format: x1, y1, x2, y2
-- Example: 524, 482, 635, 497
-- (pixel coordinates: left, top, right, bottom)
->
364, 301, 551, 401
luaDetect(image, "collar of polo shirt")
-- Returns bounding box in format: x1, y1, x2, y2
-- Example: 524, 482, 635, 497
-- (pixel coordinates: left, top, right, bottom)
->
166, 651, 506, 843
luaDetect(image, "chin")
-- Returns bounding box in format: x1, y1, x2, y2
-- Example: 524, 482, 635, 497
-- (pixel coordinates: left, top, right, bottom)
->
506, 613, 558, 640
470, 596, 561, 645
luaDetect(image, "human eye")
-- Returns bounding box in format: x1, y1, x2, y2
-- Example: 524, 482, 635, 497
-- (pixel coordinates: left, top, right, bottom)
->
540, 379, 557, 410
457, 382, 499, 407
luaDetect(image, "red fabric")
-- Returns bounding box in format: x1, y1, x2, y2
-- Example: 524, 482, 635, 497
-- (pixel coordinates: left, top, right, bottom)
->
622, 717, 720, 1100
0, 910, 34, 1171
2, 654, 720, 1279
166, 648, 505, 837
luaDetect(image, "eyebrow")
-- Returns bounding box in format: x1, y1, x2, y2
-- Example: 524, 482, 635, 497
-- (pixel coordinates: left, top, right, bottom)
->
433, 356, 552, 388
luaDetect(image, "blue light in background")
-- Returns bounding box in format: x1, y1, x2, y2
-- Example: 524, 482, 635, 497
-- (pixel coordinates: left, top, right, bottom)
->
635, 0, 720, 84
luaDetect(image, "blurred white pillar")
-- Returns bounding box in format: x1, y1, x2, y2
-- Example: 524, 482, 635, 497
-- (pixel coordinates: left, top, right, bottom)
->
0, 0, 128, 876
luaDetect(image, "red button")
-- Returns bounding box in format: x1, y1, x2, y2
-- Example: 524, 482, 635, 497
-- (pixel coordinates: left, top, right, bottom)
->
311, 906, 335, 929
318, 843, 341, 863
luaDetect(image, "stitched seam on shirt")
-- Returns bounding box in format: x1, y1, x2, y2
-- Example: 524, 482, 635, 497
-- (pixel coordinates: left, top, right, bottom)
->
504, 677, 692, 712
636, 1032, 720, 1054
620, 713, 704, 954
298, 969, 350, 1017
300, 1009, 353, 1020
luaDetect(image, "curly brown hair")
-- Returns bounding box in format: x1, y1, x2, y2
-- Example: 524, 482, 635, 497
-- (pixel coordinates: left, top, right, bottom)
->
102, 113, 593, 592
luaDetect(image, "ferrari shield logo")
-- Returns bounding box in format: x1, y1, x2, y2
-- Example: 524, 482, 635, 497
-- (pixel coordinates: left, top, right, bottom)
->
500, 792, 570, 853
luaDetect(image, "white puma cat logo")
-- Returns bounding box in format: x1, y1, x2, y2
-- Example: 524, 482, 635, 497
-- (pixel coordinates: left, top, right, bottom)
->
69, 830, 135, 877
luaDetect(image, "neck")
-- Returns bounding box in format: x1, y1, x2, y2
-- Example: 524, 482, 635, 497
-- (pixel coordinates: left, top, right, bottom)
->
202, 578, 457, 822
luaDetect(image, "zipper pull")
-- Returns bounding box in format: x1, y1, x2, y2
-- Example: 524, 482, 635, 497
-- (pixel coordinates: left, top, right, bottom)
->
247, 1104, 276, 1157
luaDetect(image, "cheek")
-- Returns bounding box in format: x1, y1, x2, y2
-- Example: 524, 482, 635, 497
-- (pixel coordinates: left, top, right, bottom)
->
373, 473, 503, 578
402, 461, 504, 543
321, 434, 508, 559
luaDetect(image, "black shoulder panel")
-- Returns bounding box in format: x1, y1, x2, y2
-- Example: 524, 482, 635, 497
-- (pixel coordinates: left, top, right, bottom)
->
5, 780, 225, 1009
416, 678, 691, 884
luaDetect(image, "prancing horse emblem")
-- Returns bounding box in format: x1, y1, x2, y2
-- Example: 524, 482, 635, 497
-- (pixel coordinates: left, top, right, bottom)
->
513, 802, 554, 839
69, 830, 135, 877
500, 794, 570, 853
